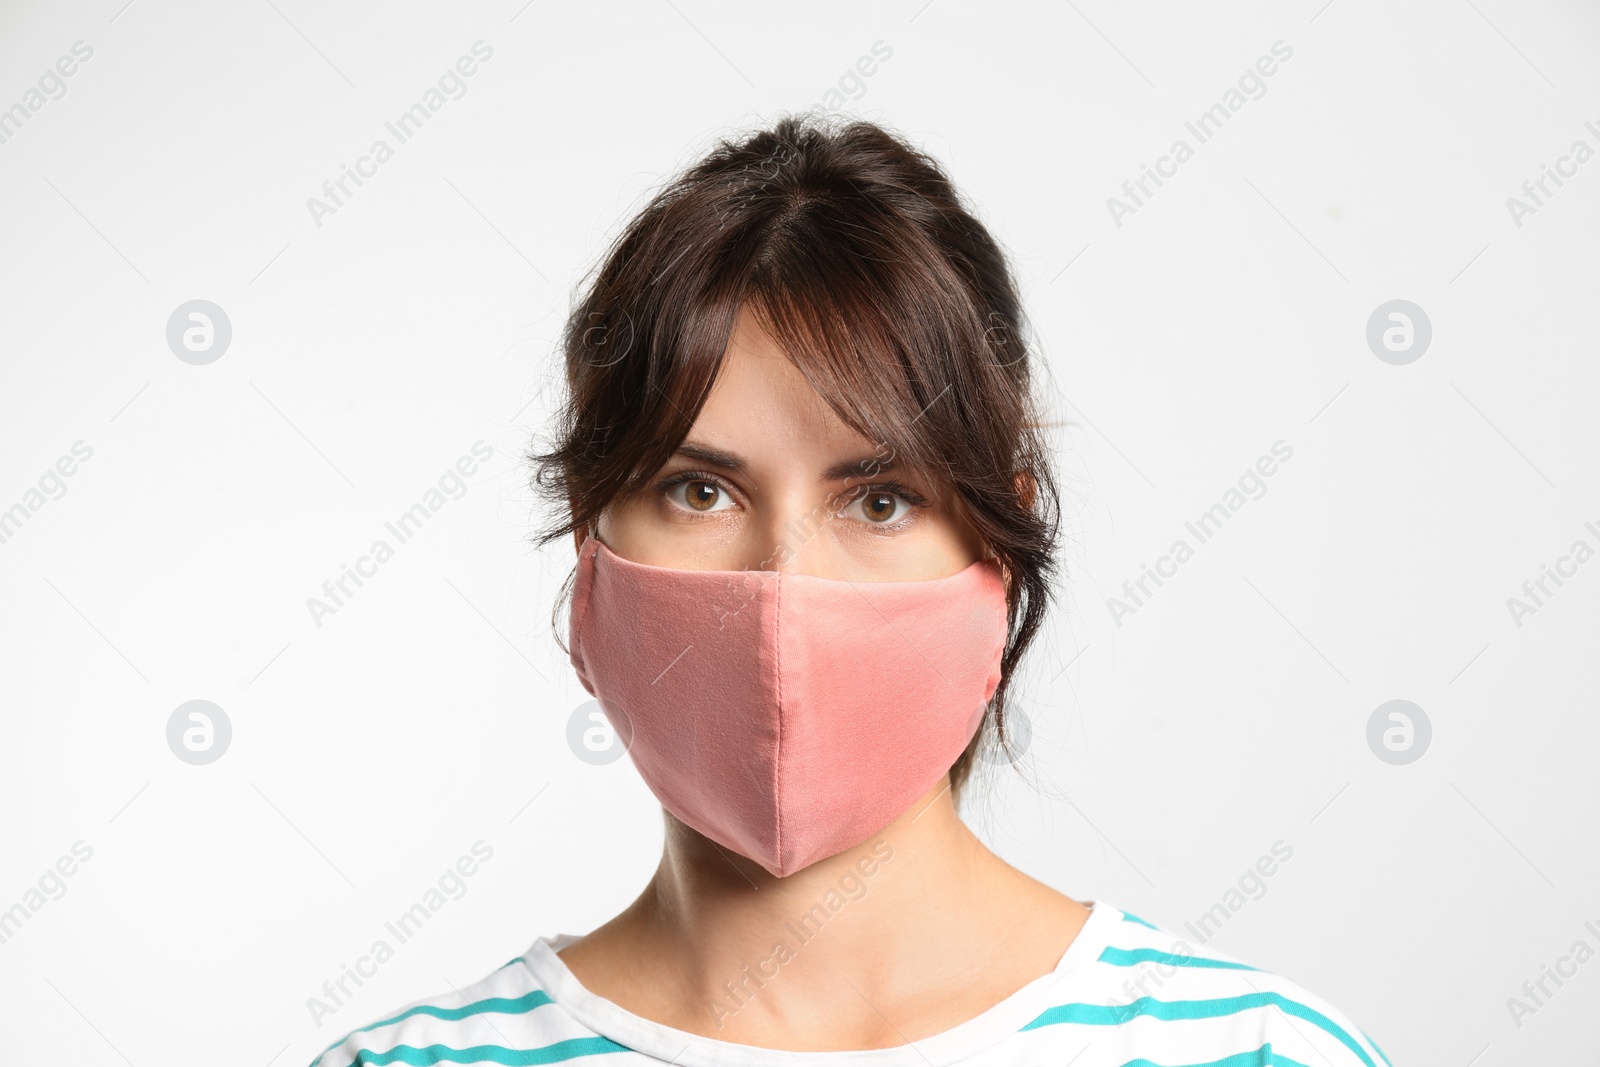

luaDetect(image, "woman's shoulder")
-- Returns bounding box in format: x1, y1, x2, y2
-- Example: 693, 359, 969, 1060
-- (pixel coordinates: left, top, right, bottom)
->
304, 943, 614, 1067
1025, 901, 1393, 1066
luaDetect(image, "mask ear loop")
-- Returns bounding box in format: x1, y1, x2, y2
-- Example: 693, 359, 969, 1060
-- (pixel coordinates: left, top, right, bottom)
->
986, 546, 1012, 595
573, 519, 599, 558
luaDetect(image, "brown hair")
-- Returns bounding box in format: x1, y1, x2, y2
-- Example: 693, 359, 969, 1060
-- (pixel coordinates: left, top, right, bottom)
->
528, 112, 1061, 804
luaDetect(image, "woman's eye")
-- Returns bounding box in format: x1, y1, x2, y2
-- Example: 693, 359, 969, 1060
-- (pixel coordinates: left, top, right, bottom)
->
841, 488, 914, 526
666, 479, 737, 514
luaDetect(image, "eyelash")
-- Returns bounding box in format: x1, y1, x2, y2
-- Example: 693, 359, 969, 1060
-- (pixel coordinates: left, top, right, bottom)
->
653, 469, 930, 530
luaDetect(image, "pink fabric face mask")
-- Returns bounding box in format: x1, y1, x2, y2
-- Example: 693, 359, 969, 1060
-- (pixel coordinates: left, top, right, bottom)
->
568, 534, 1009, 877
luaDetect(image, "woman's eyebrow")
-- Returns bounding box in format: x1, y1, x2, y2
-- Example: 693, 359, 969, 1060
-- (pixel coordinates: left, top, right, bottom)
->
819, 455, 898, 481
674, 442, 747, 472
674, 442, 897, 481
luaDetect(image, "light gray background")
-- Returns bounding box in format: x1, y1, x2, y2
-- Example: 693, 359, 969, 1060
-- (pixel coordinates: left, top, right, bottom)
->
2, 0, 1596, 1062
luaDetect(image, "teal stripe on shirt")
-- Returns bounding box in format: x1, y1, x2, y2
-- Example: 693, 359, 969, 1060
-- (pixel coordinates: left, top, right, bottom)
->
345, 1036, 630, 1065
1098, 946, 1261, 971
1113, 1046, 1311, 1067
1361, 1029, 1394, 1067
311, 991, 556, 1067
1120, 911, 1160, 930
1020, 992, 1376, 1067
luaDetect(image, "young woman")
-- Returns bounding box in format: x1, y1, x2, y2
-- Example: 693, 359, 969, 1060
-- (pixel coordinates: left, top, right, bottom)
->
311, 115, 1390, 1066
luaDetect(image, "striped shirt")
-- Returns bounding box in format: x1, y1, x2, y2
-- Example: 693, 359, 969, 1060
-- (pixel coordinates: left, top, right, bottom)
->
309, 900, 1391, 1066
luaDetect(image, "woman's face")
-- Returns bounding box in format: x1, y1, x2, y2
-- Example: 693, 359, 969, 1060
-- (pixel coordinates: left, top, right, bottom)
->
588, 304, 988, 581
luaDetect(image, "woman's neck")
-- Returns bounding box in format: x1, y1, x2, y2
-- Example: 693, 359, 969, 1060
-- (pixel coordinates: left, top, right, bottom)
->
557, 778, 1091, 1050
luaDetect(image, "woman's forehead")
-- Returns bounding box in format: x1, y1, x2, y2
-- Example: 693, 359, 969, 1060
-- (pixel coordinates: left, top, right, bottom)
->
693, 308, 873, 448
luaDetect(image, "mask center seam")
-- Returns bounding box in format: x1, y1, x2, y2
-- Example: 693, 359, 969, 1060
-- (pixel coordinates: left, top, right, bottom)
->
773, 569, 784, 872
